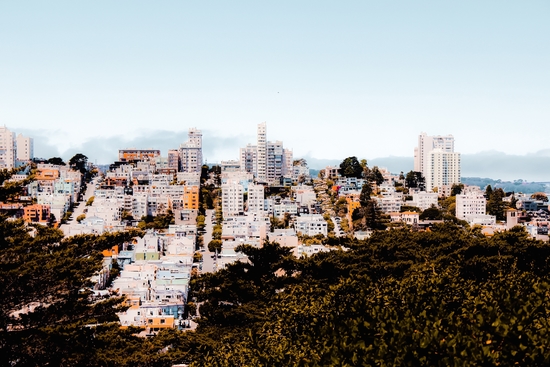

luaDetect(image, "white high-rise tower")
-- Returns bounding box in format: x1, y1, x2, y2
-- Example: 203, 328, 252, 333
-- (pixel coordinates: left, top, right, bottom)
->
414, 132, 460, 192
256, 122, 267, 182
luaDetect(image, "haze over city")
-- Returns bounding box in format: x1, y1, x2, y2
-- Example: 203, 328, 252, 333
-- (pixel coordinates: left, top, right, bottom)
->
2, 1, 549, 180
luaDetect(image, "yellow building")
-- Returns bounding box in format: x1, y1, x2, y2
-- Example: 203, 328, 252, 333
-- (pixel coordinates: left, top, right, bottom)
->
182, 185, 199, 210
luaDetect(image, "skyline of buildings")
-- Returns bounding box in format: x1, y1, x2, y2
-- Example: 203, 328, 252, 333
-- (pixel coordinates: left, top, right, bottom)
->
0, 126, 34, 169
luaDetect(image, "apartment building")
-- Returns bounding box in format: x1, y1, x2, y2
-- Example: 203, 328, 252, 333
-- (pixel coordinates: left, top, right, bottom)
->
295, 214, 328, 237
413, 133, 461, 192
0, 126, 16, 169
179, 128, 202, 173
238, 122, 293, 184
222, 181, 244, 216
247, 183, 265, 213
16, 133, 34, 163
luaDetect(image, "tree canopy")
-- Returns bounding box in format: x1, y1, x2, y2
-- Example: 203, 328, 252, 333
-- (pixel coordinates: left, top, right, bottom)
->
339, 156, 363, 178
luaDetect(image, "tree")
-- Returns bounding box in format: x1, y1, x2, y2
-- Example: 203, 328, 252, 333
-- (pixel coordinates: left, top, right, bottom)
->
208, 239, 222, 253
367, 166, 385, 186
339, 156, 363, 178
487, 188, 507, 221
359, 182, 372, 207
0, 212, 144, 365
405, 171, 425, 191
450, 183, 464, 196
419, 205, 443, 220
0, 166, 35, 202
530, 192, 548, 202
46, 157, 66, 165
69, 153, 88, 174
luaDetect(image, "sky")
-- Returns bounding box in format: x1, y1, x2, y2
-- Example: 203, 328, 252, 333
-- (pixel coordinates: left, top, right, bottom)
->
1, 1, 549, 180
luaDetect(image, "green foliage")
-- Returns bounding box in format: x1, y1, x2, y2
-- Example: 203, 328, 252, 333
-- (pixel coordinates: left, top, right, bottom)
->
46, 157, 66, 165
420, 205, 443, 220
137, 211, 175, 230
530, 192, 548, 202
487, 188, 507, 221
0, 166, 35, 202
405, 171, 426, 191
208, 239, 222, 253
0, 220, 143, 365
185, 224, 550, 366
339, 156, 363, 178
86, 196, 95, 206
76, 214, 86, 223
359, 182, 372, 207
451, 183, 464, 196
69, 153, 88, 174
367, 166, 385, 186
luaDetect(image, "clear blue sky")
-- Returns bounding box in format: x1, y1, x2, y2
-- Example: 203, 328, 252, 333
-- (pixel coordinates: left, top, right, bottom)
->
1, 1, 549, 171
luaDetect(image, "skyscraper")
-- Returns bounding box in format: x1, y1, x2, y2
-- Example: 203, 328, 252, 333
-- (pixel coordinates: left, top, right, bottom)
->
414, 132, 460, 192
256, 122, 267, 182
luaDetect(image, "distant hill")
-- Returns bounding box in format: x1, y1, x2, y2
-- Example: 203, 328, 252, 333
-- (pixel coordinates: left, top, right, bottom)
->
461, 177, 549, 194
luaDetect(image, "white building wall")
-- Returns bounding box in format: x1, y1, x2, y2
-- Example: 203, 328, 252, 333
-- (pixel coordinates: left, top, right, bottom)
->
456, 193, 486, 220
0, 127, 16, 169
425, 150, 461, 192
16, 133, 34, 162
222, 182, 244, 216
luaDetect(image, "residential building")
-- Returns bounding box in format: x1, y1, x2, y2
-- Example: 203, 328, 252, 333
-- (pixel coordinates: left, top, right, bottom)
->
179, 128, 202, 173
0, 126, 16, 169
413, 133, 460, 192
222, 181, 244, 216
118, 149, 161, 163
16, 133, 34, 163
295, 214, 328, 237
425, 149, 461, 193
247, 183, 265, 213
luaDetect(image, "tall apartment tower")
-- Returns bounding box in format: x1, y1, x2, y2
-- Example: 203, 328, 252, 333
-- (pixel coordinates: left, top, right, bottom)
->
256, 122, 267, 182
179, 128, 202, 173
414, 132, 460, 192
239, 144, 257, 174
0, 127, 16, 169
16, 133, 34, 162
425, 149, 461, 193
414, 132, 455, 173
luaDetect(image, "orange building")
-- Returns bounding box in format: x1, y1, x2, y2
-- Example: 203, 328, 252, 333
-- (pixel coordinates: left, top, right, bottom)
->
23, 204, 51, 224
35, 168, 59, 181
118, 149, 160, 162
182, 185, 199, 210
346, 196, 361, 224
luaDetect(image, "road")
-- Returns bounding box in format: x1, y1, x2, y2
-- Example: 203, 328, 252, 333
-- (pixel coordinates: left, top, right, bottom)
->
200, 209, 217, 273
60, 178, 96, 236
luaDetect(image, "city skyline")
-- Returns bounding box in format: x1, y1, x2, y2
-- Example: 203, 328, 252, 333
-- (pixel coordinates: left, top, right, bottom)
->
2, 1, 549, 179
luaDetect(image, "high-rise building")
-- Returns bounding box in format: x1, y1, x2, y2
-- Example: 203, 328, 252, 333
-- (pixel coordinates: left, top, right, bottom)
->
256, 122, 267, 182
414, 132, 460, 192
425, 149, 461, 192
239, 122, 293, 184
16, 133, 34, 162
0, 126, 16, 169
414, 132, 454, 173
179, 128, 202, 173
